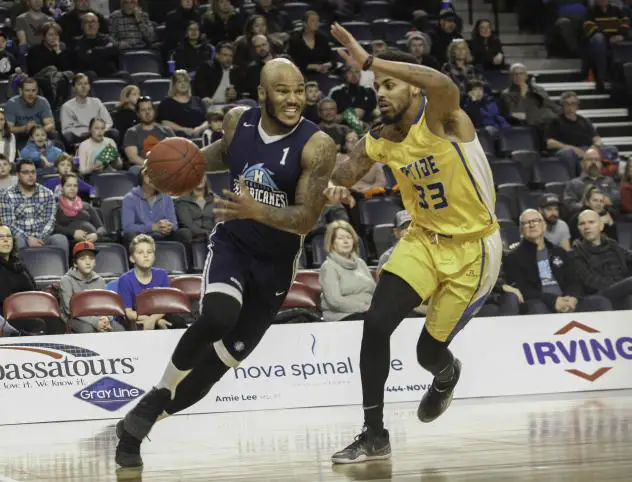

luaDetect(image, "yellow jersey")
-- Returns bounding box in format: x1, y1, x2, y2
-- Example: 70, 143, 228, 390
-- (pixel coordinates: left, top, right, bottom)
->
365, 98, 497, 237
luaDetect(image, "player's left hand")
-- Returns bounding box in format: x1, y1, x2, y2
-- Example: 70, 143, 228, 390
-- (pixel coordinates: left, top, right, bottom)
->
213, 176, 262, 222
323, 184, 356, 208
330, 23, 370, 70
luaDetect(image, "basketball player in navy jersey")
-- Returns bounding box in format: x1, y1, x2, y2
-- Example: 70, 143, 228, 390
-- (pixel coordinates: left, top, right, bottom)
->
115, 58, 342, 468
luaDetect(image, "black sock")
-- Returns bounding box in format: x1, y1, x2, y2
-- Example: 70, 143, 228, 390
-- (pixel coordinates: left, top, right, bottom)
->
363, 404, 384, 434
166, 347, 230, 415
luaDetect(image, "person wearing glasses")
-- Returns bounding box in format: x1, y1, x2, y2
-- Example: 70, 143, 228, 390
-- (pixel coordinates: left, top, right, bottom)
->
123, 96, 175, 174
503, 208, 611, 315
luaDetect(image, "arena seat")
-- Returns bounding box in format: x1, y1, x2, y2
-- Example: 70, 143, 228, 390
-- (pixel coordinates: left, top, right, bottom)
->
500, 219, 520, 248
283, 2, 309, 23
170, 275, 202, 301
120, 50, 163, 75
92, 172, 136, 199
3, 291, 60, 321
91, 79, 127, 103
361, 1, 390, 21
358, 197, 401, 227
495, 197, 514, 221
372, 224, 394, 258
340, 22, 373, 42
281, 282, 319, 309
498, 127, 538, 156
154, 241, 188, 275
537, 159, 572, 184
491, 160, 526, 186
141, 79, 171, 100
294, 270, 320, 293
136, 287, 191, 316
191, 242, 207, 273
95, 243, 129, 277
21, 247, 68, 282
101, 197, 124, 240
383, 21, 413, 44
70, 290, 126, 318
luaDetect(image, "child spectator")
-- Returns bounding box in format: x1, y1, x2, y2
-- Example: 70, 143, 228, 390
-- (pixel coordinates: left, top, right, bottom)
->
60, 241, 125, 333
77, 117, 122, 175
0, 108, 17, 163
20, 125, 63, 168
54, 173, 105, 244
462, 80, 510, 137
0, 155, 16, 191
201, 109, 224, 147
117, 234, 187, 330
42, 153, 94, 199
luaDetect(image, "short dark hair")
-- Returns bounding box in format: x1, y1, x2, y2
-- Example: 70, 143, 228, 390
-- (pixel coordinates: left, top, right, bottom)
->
61, 172, 78, 187
72, 73, 89, 86
217, 41, 234, 53
16, 158, 36, 173
20, 77, 38, 89
376, 50, 420, 65
136, 96, 154, 113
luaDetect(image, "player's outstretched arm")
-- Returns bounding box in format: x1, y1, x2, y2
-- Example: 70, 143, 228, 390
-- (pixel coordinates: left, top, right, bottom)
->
213, 132, 337, 235
201, 105, 249, 173
331, 136, 374, 188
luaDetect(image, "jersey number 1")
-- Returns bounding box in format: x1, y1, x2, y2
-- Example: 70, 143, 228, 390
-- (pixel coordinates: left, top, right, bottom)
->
416, 183, 448, 210
280, 147, 289, 166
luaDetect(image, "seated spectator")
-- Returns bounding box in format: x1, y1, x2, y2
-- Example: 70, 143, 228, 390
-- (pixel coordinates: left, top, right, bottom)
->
563, 148, 619, 211
0, 159, 69, 257
60, 73, 116, 147
175, 176, 215, 242
174, 20, 213, 74
54, 173, 105, 244
546, 92, 617, 176
583, 0, 630, 91
0, 108, 17, 163
469, 19, 507, 70
539, 193, 571, 250
112, 85, 140, 141
158, 70, 208, 138
238, 34, 276, 99
320, 220, 376, 322
431, 9, 463, 66
193, 42, 238, 105
77, 117, 122, 175
572, 209, 632, 310
42, 153, 94, 198
462, 80, 509, 137
16, 0, 54, 50
233, 15, 283, 69
501, 64, 560, 131
26, 21, 72, 77
303, 81, 321, 124
5, 77, 57, 146
201, 108, 223, 147
504, 209, 611, 314
337, 131, 386, 196
117, 234, 188, 330
59, 241, 125, 333
476, 266, 522, 317
164, 0, 201, 53
318, 98, 349, 150
58, 0, 109, 48
287, 11, 335, 79
377, 210, 411, 276
544, 0, 586, 57
442, 39, 489, 97
569, 186, 618, 241
620, 159, 632, 213
20, 125, 63, 168
407, 32, 440, 70
109, 0, 155, 50
255, 0, 291, 35
0, 32, 18, 80
0, 155, 16, 191
329, 66, 378, 128
73, 12, 121, 78
121, 167, 192, 246
124, 97, 175, 171
201, 0, 243, 45
0, 223, 48, 336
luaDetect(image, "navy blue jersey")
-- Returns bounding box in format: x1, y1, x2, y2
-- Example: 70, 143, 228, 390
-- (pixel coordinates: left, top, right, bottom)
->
216, 107, 320, 259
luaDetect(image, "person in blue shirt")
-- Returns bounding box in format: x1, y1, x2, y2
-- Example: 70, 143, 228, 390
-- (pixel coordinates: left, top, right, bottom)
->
19, 125, 64, 168
41, 153, 94, 199
117, 234, 187, 330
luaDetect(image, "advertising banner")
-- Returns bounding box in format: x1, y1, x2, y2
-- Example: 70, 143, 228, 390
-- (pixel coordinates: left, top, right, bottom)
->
0, 312, 630, 425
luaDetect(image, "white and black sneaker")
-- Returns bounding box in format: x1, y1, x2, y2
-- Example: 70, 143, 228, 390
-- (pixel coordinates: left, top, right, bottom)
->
417, 358, 462, 423
331, 427, 391, 464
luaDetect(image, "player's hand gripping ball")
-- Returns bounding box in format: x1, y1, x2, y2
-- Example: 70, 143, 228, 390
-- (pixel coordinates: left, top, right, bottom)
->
145, 137, 206, 196
213, 176, 263, 222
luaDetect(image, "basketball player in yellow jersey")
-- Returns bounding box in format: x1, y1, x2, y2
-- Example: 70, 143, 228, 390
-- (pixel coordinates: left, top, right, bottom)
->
326, 24, 502, 464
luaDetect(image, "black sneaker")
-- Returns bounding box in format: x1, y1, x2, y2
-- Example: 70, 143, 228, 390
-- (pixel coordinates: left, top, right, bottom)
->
331, 428, 391, 464
115, 387, 171, 468
417, 358, 462, 423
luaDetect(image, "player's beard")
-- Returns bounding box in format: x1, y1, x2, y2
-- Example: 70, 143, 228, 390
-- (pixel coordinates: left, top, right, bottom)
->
380, 98, 410, 125
264, 96, 301, 131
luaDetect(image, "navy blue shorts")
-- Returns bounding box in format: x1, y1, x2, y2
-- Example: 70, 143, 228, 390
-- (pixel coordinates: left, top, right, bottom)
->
201, 231, 300, 364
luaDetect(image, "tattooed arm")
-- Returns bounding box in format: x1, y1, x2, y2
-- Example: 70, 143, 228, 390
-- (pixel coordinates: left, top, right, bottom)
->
214, 131, 338, 235
331, 136, 374, 188
201, 106, 249, 172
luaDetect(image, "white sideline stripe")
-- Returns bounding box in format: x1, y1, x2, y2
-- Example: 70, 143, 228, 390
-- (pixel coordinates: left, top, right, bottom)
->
0, 476, 20, 482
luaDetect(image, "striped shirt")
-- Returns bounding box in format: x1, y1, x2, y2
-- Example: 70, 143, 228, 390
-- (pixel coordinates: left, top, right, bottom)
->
0, 183, 56, 240
584, 5, 630, 38
109, 9, 155, 49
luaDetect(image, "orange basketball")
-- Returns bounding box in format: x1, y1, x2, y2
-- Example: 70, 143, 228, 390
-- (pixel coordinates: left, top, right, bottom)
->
145, 137, 205, 195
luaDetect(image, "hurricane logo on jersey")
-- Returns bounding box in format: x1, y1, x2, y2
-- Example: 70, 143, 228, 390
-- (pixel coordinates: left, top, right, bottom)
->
236, 163, 288, 208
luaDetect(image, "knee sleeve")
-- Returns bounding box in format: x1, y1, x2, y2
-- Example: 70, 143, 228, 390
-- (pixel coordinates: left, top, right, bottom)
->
196, 292, 242, 341
416, 328, 453, 376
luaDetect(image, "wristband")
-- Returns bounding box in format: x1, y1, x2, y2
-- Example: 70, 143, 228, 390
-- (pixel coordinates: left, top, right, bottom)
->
362, 55, 374, 71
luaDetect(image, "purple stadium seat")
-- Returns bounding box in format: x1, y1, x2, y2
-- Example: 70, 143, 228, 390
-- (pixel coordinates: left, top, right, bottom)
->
358, 197, 401, 226
21, 247, 68, 282
283, 2, 309, 23
340, 22, 373, 42
154, 241, 188, 275
92, 79, 127, 103
92, 172, 136, 199
120, 50, 163, 75
141, 79, 171, 100
362, 1, 390, 21
94, 243, 129, 277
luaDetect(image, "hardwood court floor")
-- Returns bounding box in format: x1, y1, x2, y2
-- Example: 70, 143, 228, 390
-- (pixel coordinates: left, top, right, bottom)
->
0, 390, 630, 481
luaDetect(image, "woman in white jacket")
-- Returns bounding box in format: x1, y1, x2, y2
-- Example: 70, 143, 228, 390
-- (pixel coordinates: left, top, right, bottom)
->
319, 220, 376, 321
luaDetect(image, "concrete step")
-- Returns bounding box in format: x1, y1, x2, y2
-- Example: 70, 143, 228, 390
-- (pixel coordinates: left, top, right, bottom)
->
538, 81, 604, 96
593, 121, 632, 137
532, 69, 585, 83
602, 136, 632, 152
522, 58, 582, 70
578, 108, 630, 123
551, 93, 614, 109
504, 45, 547, 58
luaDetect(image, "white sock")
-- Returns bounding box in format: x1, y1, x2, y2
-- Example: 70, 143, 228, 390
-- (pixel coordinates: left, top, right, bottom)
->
156, 360, 192, 399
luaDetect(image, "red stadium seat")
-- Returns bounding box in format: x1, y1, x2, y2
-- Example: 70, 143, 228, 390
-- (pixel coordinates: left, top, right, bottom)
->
3, 291, 61, 321
70, 290, 126, 318
281, 282, 319, 309
136, 288, 191, 316
294, 271, 321, 294
170, 275, 202, 301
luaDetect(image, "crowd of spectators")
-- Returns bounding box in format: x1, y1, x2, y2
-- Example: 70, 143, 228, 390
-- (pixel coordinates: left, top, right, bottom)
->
0, 0, 631, 337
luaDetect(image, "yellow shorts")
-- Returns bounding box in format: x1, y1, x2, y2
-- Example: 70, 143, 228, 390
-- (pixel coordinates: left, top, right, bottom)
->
382, 226, 502, 342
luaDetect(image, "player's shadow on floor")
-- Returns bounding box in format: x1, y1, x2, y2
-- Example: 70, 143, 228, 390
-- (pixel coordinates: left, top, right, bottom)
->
331, 460, 393, 481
